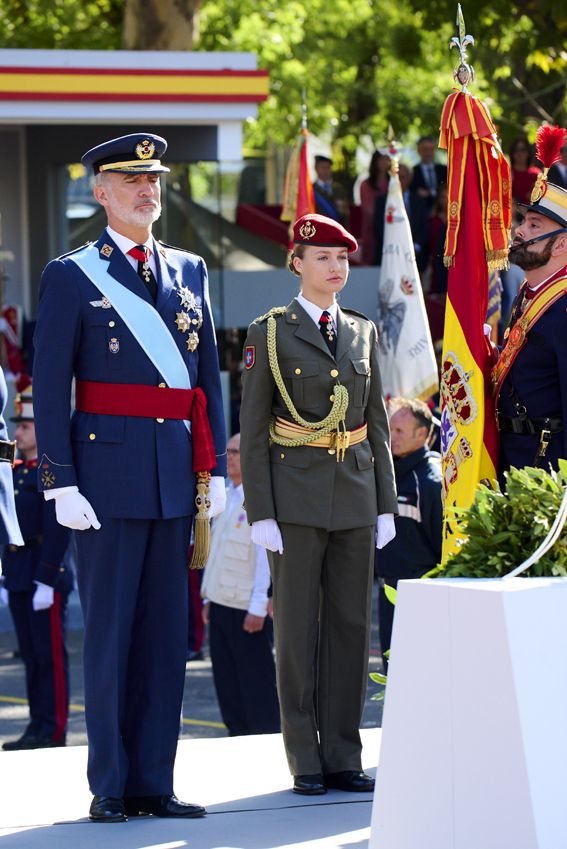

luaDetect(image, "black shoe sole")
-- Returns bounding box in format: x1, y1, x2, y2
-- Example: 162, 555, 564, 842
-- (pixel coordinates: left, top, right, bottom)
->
292, 786, 327, 796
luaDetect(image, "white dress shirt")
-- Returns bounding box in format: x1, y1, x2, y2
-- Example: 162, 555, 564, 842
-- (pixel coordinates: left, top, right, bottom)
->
106, 225, 158, 277
296, 292, 338, 332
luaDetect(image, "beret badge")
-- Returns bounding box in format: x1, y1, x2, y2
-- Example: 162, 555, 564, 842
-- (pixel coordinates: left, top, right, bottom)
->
299, 221, 317, 240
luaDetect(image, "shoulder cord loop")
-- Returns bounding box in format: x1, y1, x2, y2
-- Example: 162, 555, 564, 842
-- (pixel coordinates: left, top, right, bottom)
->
265, 312, 349, 448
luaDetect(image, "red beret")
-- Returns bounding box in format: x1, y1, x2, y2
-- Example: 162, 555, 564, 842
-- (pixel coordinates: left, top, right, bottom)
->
293, 214, 358, 253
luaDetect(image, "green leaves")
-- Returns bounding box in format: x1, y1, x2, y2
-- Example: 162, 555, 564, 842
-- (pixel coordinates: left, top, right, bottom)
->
437, 464, 567, 579
384, 583, 397, 605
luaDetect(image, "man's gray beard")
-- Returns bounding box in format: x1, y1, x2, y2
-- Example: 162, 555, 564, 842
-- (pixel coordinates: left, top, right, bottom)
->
508, 236, 555, 270
104, 185, 161, 228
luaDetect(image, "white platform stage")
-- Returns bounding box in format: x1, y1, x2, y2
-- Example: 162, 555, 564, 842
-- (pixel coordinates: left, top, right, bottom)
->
0, 728, 380, 849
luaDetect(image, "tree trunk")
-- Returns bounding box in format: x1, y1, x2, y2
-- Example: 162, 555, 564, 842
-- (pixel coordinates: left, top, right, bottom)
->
122, 0, 201, 50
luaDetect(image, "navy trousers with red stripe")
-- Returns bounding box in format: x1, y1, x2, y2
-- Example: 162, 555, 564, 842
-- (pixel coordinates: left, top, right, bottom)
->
8, 590, 69, 742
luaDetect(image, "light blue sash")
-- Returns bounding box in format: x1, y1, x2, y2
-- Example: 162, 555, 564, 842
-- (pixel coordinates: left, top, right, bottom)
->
69, 244, 192, 391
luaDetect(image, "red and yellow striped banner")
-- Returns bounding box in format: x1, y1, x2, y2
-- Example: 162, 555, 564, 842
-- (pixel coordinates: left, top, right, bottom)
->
281, 128, 315, 238
0, 66, 269, 103
439, 92, 510, 561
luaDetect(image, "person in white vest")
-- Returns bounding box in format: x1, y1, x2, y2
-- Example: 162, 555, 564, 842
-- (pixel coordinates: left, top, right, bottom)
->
202, 432, 280, 736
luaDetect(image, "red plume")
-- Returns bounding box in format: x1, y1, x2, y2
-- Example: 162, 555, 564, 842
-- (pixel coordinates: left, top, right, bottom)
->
535, 125, 567, 170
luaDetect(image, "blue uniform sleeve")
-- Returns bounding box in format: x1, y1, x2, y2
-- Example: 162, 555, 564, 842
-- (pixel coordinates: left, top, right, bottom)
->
34, 499, 72, 587
552, 309, 567, 462
197, 258, 227, 477
33, 259, 82, 492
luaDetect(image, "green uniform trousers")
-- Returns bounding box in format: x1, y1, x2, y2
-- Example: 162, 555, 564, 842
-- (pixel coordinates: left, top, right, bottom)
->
268, 522, 374, 776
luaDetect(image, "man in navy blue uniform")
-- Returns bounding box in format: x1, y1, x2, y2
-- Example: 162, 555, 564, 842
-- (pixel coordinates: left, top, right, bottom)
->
375, 398, 442, 670
0, 369, 22, 547
1, 382, 72, 751
492, 149, 567, 477
33, 133, 227, 823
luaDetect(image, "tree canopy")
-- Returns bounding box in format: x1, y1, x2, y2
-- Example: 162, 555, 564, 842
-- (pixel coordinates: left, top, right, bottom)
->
0, 0, 565, 170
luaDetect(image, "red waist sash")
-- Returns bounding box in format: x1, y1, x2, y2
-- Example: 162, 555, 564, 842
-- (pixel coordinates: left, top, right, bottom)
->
75, 380, 216, 472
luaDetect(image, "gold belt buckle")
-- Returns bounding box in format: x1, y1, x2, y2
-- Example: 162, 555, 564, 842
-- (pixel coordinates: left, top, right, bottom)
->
335, 429, 351, 462
537, 428, 551, 459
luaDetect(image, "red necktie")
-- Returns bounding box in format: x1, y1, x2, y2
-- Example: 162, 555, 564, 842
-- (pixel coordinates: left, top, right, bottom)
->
127, 245, 157, 302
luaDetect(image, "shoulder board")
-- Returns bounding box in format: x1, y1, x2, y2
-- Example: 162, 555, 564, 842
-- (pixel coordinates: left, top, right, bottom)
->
255, 306, 287, 323
341, 307, 371, 321
157, 240, 201, 261
57, 242, 93, 260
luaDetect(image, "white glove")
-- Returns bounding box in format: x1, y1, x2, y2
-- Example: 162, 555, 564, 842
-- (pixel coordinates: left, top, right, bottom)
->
32, 582, 54, 611
208, 475, 227, 518
483, 323, 492, 338
251, 519, 284, 554
0, 586, 8, 606
54, 490, 101, 531
376, 514, 396, 550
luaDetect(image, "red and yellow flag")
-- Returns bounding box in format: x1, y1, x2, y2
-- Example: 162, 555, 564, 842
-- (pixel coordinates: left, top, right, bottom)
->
439, 92, 511, 560
281, 128, 315, 232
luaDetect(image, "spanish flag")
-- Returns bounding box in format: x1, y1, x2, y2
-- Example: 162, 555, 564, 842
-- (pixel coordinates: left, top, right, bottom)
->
439, 92, 511, 560
281, 128, 315, 233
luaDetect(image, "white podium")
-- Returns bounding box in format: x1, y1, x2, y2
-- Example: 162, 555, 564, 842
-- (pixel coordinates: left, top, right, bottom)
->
370, 578, 567, 849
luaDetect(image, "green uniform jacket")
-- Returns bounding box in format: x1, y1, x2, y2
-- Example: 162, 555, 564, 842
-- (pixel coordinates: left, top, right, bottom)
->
240, 299, 397, 531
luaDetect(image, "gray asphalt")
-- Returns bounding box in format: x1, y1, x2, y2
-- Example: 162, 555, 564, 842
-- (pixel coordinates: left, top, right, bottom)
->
0, 585, 385, 749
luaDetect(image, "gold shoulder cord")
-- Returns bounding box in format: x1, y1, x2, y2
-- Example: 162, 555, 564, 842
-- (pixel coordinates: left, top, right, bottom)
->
265, 310, 349, 449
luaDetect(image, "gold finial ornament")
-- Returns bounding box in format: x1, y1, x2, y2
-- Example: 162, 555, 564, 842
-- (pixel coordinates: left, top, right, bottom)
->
387, 125, 399, 178
450, 4, 475, 92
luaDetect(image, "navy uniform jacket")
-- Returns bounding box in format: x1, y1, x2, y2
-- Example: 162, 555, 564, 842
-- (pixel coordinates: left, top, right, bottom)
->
498, 293, 567, 472
33, 231, 227, 519
2, 459, 72, 594
0, 370, 23, 546
375, 446, 442, 579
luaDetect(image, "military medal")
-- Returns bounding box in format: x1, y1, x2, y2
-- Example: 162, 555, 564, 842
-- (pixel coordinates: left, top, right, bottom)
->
186, 332, 199, 352
176, 285, 202, 352
178, 286, 196, 311
319, 312, 335, 343
109, 337, 120, 354
175, 312, 191, 332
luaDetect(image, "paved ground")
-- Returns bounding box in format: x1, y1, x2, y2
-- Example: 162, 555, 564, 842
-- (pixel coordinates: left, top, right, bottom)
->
0, 584, 385, 748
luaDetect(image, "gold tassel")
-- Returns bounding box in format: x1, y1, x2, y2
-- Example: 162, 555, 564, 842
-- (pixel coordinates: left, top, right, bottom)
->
486, 249, 510, 272
189, 471, 212, 570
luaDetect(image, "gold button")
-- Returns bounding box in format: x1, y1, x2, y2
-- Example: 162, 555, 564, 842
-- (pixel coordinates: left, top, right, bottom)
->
23, 468, 28, 474
108, 320, 115, 328
158, 382, 166, 388
280, 453, 285, 459
294, 368, 302, 375
327, 449, 336, 456
89, 433, 96, 441
329, 394, 335, 402
372, 456, 375, 463
330, 368, 339, 378
59, 567, 65, 572
291, 313, 297, 320
157, 418, 164, 424
14, 489, 19, 495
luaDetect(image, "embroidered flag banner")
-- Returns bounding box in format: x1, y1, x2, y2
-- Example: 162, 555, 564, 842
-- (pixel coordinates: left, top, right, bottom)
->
439, 91, 511, 561
376, 167, 438, 401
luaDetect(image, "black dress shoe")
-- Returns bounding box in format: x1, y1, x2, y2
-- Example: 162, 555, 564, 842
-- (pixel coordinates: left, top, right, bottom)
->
89, 796, 127, 823
325, 770, 375, 792
292, 774, 327, 795
124, 794, 206, 818
2, 734, 65, 751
